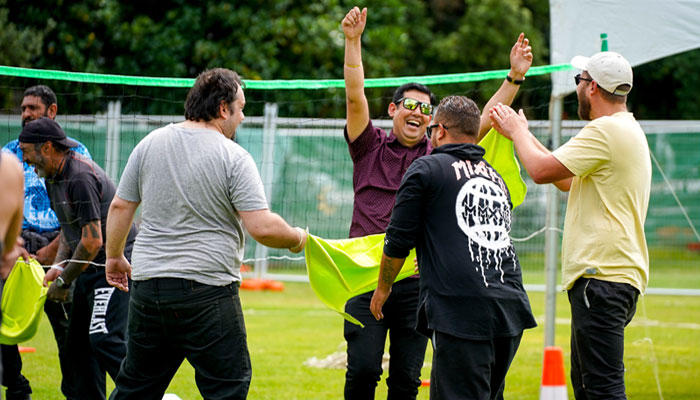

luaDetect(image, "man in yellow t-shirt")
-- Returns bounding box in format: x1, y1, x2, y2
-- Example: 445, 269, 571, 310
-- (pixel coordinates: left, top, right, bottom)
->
489, 51, 651, 399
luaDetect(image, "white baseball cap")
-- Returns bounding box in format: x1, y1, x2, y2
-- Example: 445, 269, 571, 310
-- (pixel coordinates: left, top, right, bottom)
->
571, 51, 633, 96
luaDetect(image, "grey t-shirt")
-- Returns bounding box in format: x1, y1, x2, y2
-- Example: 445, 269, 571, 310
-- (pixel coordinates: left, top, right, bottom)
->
117, 123, 268, 285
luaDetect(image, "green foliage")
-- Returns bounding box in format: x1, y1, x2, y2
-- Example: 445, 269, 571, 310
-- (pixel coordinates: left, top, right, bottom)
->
2, 1, 697, 119
628, 49, 700, 120
2, 0, 546, 117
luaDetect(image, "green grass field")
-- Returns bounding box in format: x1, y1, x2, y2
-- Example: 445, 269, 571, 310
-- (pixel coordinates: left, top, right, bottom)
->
12, 281, 700, 399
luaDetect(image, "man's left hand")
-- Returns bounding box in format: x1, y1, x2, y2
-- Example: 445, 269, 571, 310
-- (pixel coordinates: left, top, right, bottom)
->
509, 33, 533, 79
106, 255, 131, 292
47, 283, 70, 303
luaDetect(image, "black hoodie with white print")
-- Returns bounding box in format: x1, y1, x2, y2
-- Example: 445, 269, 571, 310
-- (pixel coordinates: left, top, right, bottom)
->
384, 142, 537, 340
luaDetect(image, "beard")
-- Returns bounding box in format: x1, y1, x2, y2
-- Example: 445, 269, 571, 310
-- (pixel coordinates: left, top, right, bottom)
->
30, 153, 49, 178
22, 110, 49, 127
577, 92, 591, 121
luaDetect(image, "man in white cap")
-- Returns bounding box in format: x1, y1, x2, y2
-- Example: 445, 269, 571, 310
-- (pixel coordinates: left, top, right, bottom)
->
488, 51, 651, 399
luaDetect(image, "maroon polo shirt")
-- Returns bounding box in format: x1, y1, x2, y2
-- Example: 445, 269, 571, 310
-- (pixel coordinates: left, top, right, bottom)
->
345, 120, 431, 238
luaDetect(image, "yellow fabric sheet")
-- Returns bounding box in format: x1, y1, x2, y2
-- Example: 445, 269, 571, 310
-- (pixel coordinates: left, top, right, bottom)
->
0, 257, 48, 344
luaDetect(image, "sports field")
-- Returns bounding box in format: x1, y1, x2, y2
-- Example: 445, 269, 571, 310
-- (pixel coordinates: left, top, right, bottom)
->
16, 281, 700, 399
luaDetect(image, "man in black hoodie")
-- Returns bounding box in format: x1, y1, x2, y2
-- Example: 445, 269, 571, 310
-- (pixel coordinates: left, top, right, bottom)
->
370, 95, 537, 400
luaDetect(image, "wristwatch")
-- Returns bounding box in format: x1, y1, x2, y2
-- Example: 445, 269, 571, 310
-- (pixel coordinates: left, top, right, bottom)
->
55, 276, 70, 289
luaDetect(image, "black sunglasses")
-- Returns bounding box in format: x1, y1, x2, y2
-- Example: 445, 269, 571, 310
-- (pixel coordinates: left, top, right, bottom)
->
574, 73, 594, 86
426, 123, 448, 139
396, 97, 434, 116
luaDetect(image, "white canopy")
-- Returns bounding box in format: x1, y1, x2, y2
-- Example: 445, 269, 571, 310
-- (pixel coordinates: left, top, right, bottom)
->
550, 0, 700, 96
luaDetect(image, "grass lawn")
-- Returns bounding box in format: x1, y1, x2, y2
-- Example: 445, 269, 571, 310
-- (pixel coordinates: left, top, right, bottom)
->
13, 282, 700, 399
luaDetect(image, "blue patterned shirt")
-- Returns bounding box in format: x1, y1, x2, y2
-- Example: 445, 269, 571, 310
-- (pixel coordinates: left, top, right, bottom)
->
2, 138, 92, 232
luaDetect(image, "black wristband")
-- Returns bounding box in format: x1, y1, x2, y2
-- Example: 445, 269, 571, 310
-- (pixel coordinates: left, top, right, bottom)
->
506, 75, 525, 85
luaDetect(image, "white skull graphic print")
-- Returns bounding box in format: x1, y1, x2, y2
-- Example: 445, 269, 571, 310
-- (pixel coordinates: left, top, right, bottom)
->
455, 174, 514, 287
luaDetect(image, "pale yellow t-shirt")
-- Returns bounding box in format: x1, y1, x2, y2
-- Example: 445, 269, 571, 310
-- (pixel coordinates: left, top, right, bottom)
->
552, 112, 651, 293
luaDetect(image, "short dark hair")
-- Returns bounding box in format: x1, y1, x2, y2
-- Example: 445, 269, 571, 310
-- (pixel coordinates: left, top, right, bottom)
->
392, 82, 437, 106
434, 95, 481, 138
184, 68, 244, 122
598, 84, 630, 104
23, 85, 57, 109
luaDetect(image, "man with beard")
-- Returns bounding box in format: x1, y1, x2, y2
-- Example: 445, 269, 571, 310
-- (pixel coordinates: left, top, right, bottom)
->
19, 117, 136, 399
340, 6, 533, 399
1, 85, 90, 400
105, 68, 307, 399
489, 51, 651, 399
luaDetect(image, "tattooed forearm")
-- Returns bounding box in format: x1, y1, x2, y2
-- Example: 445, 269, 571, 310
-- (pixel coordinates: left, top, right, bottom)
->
82, 220, 102, 240
53, 233, 72, 265
60, 221, 103, 284
378, 253, 406, 287
61, 236, 101, 284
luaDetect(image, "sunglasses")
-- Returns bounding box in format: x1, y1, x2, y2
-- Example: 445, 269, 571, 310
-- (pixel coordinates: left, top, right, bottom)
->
574, 74, 594, 85
396, 97, 434, 115
426, 123, 448, 139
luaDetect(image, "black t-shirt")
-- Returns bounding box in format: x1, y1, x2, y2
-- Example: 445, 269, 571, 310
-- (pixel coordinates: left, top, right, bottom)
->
384, 143, 537, 340
46, 151, 137, 265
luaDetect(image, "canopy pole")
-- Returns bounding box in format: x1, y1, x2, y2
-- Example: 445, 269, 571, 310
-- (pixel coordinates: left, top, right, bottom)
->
544, 94, 563, 347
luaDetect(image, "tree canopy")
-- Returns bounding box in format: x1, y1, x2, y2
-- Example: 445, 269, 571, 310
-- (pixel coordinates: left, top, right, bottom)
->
1, 0, 697, 119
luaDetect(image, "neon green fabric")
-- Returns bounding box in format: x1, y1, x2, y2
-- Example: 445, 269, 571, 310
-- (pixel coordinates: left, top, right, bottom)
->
0, 257, 48, 344
480, 128, 527, 209
305, 233, 416, 326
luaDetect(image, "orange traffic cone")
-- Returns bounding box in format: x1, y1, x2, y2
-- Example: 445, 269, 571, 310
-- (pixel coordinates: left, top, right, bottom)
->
540, 346, 567, 399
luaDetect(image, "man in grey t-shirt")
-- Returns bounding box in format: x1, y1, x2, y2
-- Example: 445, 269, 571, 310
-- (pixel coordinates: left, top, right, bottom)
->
105, 68, 307, 400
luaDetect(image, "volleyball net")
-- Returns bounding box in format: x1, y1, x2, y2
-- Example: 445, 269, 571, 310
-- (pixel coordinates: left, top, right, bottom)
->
0, 66, 697, 291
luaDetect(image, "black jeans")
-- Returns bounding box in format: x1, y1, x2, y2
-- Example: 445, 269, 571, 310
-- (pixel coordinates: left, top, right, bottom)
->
430, 330, 522, 400
568, 278, 639, 400
110, 278, 251, 400
343, 278, 427, 400
68, 266, 129, 400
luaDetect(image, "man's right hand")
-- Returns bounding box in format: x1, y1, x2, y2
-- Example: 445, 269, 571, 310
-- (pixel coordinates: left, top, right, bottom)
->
342, 6, 367, 40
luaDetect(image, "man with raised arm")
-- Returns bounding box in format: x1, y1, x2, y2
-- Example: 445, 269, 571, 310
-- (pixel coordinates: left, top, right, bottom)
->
340, 6, 533, 399
370, 95, 536, 399
19, 117, 135, 399
105, 68, 307, 399
489, 51, 650, 399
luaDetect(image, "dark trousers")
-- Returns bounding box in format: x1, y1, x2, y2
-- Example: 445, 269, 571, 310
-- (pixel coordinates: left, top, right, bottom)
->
1, 344, 31, 399
568, 278, 639, 400
110, 278, 251, 400
429, 331, 523, 400
68, 266, 129, 400
43, 299, 76, 399
343, 278, 427, 400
